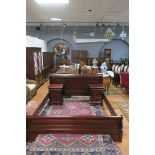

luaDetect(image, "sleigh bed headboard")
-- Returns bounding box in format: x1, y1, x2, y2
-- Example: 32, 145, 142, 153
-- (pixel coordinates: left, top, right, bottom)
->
49, 74, 103, 96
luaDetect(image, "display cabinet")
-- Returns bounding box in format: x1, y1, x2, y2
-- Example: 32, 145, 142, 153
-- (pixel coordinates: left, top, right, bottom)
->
26, 47, 44, 87
43, 52, 54, 70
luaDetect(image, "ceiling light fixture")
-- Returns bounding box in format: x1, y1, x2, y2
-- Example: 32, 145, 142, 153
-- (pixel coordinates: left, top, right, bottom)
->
51, 18, 62, 21
35, 0, 69, 4
120, 26, 127, 40
104, 26, 115, 40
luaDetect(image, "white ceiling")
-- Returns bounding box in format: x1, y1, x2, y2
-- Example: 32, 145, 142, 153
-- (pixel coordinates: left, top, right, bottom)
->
26, 0, 129, 26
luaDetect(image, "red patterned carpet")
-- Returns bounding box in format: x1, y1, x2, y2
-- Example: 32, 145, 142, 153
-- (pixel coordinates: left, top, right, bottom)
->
27, 96, 122, 155
27, 134, 121, 154
46, 101, 104, 116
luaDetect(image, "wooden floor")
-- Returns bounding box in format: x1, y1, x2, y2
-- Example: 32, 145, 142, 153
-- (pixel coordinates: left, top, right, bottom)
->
31, 80, 129, 155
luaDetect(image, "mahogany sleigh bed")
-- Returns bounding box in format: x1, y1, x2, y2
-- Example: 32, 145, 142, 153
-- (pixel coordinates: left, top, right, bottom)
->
26, 74, 123, 142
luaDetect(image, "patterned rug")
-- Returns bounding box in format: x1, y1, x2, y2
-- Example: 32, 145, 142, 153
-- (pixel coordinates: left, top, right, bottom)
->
105, 83, 129, 121
39, 99, 104, 117
115, 100, 129, 121
106, 95, 129, 121
106, 83, 128, 95
27, 134, 122, 155
47, 101, 103, 116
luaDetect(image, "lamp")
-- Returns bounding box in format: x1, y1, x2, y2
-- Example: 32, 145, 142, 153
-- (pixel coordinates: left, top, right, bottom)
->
104, 26, 115, 40
120, 26, 127, 40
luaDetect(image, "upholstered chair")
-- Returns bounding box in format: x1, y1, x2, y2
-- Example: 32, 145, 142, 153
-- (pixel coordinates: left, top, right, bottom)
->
117, 66, 121, 74
120, 64, 125, 72
127, 67, 129, 73
112, 64, 116, 72
120, 73, 129, 92
114, 65, 119, 73
26, 79, 37, 103
124, 65, 128, 73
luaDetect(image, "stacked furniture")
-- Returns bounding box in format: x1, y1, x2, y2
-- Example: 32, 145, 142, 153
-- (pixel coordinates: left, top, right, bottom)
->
55, 63, 102, 75
56, 65, 79, 74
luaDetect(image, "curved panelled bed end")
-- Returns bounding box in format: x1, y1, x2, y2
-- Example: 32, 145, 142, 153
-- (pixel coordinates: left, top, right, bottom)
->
26, 93, 123, 142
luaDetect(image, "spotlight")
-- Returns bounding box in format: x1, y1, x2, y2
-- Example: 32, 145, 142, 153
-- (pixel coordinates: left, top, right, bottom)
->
36, 26, 40, 31
96, 23, 99, 27
101, 23, 105, 27
117, 23, 120, 26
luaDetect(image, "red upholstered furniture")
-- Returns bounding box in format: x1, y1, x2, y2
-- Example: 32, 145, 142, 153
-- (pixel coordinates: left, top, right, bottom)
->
120, 73, 129, 91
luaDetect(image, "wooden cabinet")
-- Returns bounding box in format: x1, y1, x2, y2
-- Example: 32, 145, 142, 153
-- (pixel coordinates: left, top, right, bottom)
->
89, 84, 104, 106
43, 52, 54, 70
42, 67, 50, 82
104, 49, 111, 69
26, 47, 43, 87
48, 84, 64, 105
42, 52, 54, 80
71, 50, 88, 64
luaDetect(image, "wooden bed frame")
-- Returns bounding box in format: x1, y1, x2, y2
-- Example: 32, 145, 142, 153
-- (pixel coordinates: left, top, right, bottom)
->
49, 74, 103, 96
49, 74, 105, 105
26, 74, 123, 142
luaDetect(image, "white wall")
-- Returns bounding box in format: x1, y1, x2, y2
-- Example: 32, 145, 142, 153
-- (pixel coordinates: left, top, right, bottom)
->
26, 35, 47, 52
